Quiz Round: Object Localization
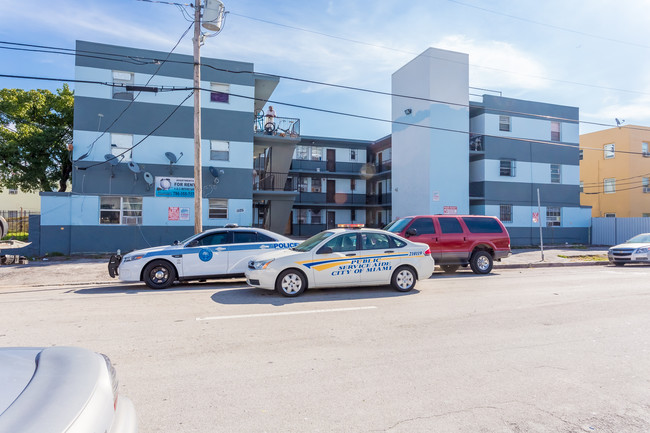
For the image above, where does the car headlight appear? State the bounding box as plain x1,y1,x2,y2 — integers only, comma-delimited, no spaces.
251,259,274,270
635,247,648,254
123,255,144,263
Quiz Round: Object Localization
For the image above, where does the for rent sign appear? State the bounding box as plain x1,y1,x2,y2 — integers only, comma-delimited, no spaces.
155,177,194,198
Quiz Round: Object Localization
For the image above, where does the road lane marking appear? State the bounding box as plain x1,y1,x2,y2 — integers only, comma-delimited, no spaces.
196,306,377,321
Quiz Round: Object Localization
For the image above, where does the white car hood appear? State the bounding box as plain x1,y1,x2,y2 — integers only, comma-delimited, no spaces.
123,244,183,257
0,348,40,414
611,242,650,249
253,248,305,262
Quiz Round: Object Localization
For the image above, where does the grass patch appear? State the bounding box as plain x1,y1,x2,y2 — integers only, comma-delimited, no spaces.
557,254,608,262
2,232,28,241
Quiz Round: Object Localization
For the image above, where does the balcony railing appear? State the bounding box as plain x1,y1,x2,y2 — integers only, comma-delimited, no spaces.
470,134,484,152
254,115,300,138
374,159,392,173
253,172,293,191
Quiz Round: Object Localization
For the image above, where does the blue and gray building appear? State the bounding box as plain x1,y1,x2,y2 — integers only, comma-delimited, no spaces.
36,42,589,254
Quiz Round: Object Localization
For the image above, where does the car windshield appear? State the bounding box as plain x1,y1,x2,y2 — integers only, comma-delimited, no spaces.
625,234,650,243
384,218,413,233
175,233,201,246
293,231,335,252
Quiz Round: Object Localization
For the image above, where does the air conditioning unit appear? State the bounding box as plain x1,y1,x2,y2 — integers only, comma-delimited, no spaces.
123,216,141,225
644,187,650,193
643,152,650,157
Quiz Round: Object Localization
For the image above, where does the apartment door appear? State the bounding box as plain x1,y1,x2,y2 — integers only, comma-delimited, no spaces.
327,211,336,229
326,149,336,172
326,180,335,203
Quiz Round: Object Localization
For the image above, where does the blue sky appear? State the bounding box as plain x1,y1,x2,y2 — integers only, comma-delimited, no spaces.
1,0,649,141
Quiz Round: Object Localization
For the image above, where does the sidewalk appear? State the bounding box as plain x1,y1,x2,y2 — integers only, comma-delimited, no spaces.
495,247,609,269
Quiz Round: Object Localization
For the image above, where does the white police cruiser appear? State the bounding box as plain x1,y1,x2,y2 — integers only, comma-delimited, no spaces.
246,227,434,297
108,225,299,289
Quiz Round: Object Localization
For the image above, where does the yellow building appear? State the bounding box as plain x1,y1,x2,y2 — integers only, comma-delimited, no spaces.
580,126,650,217
0,188,41,213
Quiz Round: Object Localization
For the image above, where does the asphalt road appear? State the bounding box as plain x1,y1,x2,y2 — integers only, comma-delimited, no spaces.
1,266,649,433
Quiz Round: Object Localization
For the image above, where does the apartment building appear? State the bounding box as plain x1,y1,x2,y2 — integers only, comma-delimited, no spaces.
580,126,650,217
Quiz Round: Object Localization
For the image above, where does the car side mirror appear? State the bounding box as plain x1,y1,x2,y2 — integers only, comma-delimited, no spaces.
317,246,333,255
406,228,417,237
173,240,180,245
186,240,199,247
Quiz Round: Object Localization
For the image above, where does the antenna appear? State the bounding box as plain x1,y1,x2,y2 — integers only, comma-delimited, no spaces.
143,172,154,191
128,161,141,181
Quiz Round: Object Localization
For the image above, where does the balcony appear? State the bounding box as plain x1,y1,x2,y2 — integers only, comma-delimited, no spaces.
469,134,484,152
366,193,392,205
374,159,392,174
253,171,293,191
254,115,300,138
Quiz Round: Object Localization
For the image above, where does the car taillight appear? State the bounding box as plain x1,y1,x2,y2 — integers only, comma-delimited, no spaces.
424,248,431,256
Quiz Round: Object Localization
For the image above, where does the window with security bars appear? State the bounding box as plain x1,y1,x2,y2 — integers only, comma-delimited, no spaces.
110,133,133,162
311,209,321,224
295,145,310,160
643,142,649,157
643,177,649,193
208,199,228,219
500,159,515,177
603,178,615,194
210,82,229,103
311,177,322,193
546,207,561,227
499,116,511,132
100,197,142,225
604,143,615,159
210,140,229,161
8,189,18,195
296,209,308,224
551,121,561,141
550,164,561,183
499,204,513,223
112,71,134,100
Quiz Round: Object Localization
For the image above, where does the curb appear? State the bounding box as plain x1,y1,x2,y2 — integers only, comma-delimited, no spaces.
494,261,609,269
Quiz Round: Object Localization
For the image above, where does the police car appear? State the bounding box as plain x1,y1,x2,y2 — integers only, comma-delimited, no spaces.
245,227,434,297
108,225,299,289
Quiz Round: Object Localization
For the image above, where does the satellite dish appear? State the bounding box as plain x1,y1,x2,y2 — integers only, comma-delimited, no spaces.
165,152,177,164
209,166,219,177
128,161,141,173
104,154,121,166
143,172,154,191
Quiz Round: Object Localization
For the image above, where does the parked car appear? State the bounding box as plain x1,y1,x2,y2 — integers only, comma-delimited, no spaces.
245,228,434,297
0,346,137,433
608,233,650,266
108,225,299,289
384,215,511,274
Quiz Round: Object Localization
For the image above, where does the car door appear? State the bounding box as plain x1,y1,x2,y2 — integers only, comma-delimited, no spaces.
405,217,440,261
182,231,230,277
359,232,399,283
434,217,469,263
227,231,278,274
311,232,360,287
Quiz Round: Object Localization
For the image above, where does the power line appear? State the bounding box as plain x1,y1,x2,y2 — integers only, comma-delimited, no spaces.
4,40,650,133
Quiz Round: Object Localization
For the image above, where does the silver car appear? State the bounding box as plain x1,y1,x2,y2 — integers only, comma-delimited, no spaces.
0,346,137,433
608,233,650,266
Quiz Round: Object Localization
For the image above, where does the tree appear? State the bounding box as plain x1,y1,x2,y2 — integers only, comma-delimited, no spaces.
0,85,74,192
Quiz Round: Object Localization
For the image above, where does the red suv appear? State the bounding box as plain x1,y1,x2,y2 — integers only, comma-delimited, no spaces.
384,215,511,274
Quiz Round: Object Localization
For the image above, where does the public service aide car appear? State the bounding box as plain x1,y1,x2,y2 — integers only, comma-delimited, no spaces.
108,225,299,289
245,227,435,297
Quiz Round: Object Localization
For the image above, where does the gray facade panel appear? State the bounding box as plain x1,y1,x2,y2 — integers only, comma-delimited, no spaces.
483,136,579,165
74,96,253,142
76,40,255,86
472,182,581,207
301,135,372,149
471,95,579,123
507,227,589,247
73,163,253,198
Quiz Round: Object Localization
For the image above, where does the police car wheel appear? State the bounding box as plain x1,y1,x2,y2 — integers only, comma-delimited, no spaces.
143,260,176,289
275,269,306,297
391,266,416,292
469,250,493,274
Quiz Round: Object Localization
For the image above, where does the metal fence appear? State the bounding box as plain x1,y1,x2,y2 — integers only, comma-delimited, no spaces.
0,210,34,239
592,217,650,245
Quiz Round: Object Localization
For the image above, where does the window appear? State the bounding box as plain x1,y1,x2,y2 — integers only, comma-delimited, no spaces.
500,159,515,177
499,115,511,132
463,216,505,232
295,145,309,160
311,178,322,193
311,147,323,161
110,133,133,162
100,196,142,225
350,179,356,191
197,232,229,246
210,82,229,103
323,233,357,253
296,209,308,224
604,178,616,194
604,143,615,159
438,217,463,234
579,149,583,160
499,205,513,223
350,149,358,161
643,142,649,157
546,207,561,227
112,71,134,100
8,189,18,195
580,181,584,193
210,140,229,161
351,209,356,221
311,209,321,224
550,164,561,183
551,121,561,141
233,231,258,243
208,199,228,219
361,232,391,250
257,232,276,242
298,177,308,192
409,217,436,234
604,213,616,218
643,177,649,193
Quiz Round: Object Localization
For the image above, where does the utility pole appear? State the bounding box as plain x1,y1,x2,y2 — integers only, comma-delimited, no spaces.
193,1,203,234
537,188,544,261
